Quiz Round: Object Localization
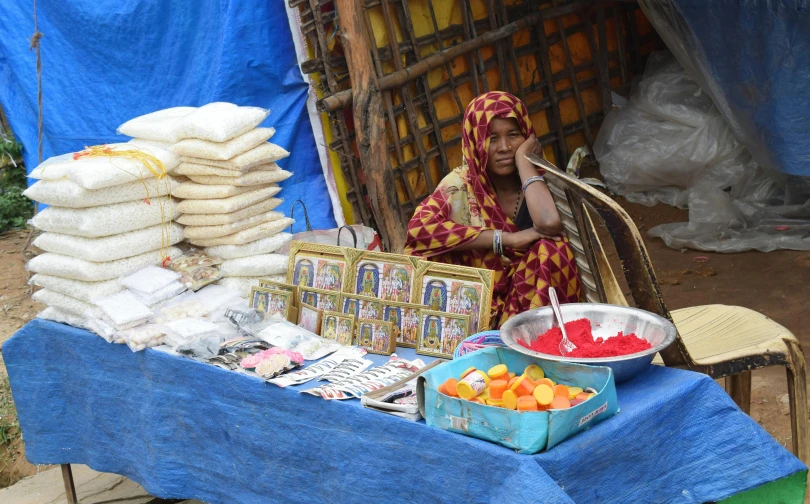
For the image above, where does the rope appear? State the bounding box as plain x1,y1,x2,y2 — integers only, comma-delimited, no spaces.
30,0,43,165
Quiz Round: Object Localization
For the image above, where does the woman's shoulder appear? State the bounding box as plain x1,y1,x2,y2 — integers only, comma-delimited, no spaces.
437,166,469,190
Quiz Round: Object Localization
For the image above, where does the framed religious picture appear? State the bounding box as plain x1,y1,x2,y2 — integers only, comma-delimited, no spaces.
258,279,298,303
297,302,323,335
382,301,422,348
348,252,419,303
341,294,383,321
250,287,293,321
416,310,471,359
286,241,362,293
298,288,342,313
413,261,494,332
321,311,355,346
355,319,395,355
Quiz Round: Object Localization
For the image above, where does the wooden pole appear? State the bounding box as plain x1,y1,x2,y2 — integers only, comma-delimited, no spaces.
334,0,407,252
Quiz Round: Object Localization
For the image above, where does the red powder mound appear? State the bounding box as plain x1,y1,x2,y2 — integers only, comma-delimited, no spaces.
519,318,652,358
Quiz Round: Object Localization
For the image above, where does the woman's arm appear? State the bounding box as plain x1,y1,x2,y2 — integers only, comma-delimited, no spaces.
514,134,562,236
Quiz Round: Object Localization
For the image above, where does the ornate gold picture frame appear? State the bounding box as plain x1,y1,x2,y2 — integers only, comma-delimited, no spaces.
381,300,422,348
413,261,494,332
286,241,362,293
347,251,420,303
355,319,395,355
416,310,471,359
321,311,355,345
249,287,293,321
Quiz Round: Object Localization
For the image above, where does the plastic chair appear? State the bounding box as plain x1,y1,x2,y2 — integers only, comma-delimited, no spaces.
526,153,808,464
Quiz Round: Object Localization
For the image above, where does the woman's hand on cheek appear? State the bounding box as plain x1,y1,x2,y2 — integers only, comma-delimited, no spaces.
515,133,542,162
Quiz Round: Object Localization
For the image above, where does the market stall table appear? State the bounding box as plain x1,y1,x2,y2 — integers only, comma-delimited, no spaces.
4,320,807,503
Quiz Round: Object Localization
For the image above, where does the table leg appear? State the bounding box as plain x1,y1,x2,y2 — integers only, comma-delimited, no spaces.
61,464,78,504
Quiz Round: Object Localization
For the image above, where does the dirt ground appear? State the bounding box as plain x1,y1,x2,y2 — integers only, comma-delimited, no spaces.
0,200,807,488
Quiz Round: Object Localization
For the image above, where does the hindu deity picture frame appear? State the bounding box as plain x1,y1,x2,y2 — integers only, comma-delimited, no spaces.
355,319,395,355
321,311,355,345
298,288,342,313
416,310,471,359
413,261,493,332
340,294,384,321
286,241,362,293
250,287,293,321
258,279,298,303
347,252,420,303
297,302,323,335
381,301,422,348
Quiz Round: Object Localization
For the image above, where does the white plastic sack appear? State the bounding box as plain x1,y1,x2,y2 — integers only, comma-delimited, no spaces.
188,168,291,187
32,289,94,317
171,127,275,160
119,265,182,294
30,197,180,237
117,107,197,143
173,182,263,200
30,275,123,303
24,177,178,208
205,233,292,259
594,52,810,252
187,218,294,247
176,186,281,214
95,291,154,326
217,275,286,298
179,142,289,172
33,223,184,262
184,211,285,240
29,144,180,190
27,247,182,282
176,198,282,226
37,306,92,330
174,102,269,142
127,138,174,150
219,254,288,277
172,162,269,178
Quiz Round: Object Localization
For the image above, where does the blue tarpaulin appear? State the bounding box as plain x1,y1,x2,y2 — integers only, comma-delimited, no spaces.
4,319,806,503
640,0,810,177
0,0,336,228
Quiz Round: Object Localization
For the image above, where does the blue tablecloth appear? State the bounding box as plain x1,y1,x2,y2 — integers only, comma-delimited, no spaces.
3,320,805,503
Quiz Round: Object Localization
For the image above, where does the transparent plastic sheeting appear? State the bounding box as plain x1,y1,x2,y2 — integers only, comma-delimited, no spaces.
594,53,810,253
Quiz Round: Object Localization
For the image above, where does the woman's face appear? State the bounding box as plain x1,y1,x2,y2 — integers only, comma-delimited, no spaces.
486,117,524,177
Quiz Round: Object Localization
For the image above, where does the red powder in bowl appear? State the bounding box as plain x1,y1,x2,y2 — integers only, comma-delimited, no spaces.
519,318,652,358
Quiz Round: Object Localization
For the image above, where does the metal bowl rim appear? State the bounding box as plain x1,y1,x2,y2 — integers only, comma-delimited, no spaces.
499,303,678,364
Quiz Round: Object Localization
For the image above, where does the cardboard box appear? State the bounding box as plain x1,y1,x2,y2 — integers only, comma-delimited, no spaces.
417,347,619,454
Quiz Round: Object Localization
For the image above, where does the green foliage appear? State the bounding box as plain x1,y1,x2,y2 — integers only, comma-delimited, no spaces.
0,134,33,233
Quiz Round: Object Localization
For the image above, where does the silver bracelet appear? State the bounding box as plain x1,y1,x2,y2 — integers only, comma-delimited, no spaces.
493,230,504,256
492,230,499,255
522,175,545,193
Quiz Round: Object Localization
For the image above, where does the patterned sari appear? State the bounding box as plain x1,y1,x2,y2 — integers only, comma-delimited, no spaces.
404,92,582,328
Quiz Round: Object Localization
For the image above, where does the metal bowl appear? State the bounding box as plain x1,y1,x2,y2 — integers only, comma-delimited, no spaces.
500,303,677,383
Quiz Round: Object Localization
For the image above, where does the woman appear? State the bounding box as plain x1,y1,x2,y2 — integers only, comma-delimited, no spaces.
404,91,582,327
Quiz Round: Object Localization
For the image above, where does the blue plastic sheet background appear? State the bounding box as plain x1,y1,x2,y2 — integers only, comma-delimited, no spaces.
640,0,810,177
4,319,806,504
0,0,336,228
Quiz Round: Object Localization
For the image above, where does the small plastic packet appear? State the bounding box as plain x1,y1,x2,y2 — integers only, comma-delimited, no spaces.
119,265,182,294
118,323,168,352
164,317,220,347
256,321,342,360
165,249,224,291
94,291,154,327
131,280,187,306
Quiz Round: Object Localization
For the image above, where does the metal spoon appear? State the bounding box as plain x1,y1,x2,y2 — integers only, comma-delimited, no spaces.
550,287,577,356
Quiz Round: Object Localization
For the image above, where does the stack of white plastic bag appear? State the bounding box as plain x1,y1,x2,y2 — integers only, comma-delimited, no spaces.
26,144,184,327
117,103,295,293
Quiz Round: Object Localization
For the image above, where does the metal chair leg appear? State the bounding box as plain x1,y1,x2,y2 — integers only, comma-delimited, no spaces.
61,464,78,504
726,371,752,415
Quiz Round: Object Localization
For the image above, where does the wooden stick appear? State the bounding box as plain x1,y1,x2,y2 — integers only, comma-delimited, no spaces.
335,0,407,252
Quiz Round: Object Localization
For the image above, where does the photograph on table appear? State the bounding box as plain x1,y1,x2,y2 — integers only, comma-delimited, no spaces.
298,288,342,313
341,294,383,321
321,311,355,346
286,241,361,292
414,261,493,332
297,302,323,335
355,319,395,355
382,301,422,348
258,279,298,303
250,287,293,321
348,252,419,303
416,310,471,359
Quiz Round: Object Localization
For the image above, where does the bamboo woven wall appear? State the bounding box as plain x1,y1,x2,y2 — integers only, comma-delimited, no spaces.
291,0,659,248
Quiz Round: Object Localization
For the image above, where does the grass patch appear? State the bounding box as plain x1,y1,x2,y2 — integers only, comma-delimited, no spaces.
0,374,21,479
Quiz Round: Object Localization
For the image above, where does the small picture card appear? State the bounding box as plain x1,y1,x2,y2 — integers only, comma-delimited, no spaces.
341,294,383,321
355,319,395,355
416,310,471,359
382,301,422,348
287,241,360,292
298,288,342,313
250,287,293,321
258,279,298,303
297,302,324,335
321,311,356,346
